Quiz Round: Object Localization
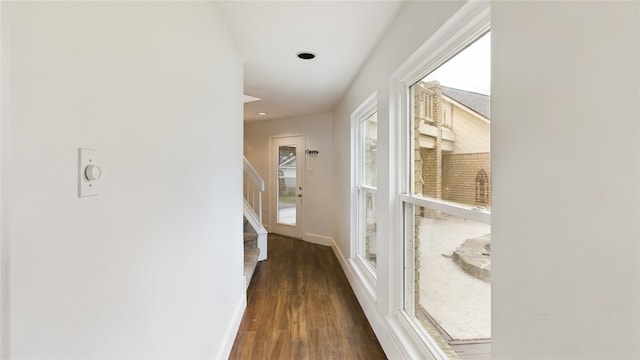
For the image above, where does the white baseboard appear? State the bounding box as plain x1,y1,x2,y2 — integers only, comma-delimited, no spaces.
216,292,246,360
303,233,333,246
330,239,396,357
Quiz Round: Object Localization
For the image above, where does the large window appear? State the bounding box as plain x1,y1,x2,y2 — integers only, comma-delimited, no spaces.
402,31,491,358
352,94,378,278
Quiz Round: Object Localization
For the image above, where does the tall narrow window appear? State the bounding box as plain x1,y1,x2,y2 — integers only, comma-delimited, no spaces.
352,94,378,276
402,32,491,358
359,112,377,269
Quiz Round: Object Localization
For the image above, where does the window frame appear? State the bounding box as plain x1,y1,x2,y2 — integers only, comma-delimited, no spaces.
350,92,378,296
388,2,491,357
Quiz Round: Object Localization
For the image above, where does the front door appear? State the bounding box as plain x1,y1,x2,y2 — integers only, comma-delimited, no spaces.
271,135,304,238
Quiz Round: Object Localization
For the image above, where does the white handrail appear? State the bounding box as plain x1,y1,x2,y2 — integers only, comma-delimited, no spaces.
243,156,265,192
243,156,264,224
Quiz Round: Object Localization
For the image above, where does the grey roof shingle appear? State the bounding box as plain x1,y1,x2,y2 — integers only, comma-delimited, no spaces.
441,86,491,119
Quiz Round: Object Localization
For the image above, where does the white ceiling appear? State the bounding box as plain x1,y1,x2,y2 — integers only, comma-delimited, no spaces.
216,1,404,122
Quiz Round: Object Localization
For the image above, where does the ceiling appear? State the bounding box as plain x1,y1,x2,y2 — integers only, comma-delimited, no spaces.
216,1,404,122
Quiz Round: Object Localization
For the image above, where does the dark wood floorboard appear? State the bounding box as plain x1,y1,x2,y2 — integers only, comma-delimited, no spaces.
229,234,387,360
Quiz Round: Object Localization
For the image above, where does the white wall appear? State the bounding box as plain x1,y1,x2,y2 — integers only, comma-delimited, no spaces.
333,0,640,359
491,2,639,358
3,2,244,358
245,113,333,244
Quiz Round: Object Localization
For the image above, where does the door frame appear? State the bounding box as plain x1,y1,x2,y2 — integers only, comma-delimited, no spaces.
270,135,305,238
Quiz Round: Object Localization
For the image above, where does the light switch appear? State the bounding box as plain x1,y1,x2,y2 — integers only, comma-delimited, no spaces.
78,148,100,197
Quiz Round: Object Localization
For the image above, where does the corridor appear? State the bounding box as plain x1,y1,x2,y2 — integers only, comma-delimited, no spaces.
229,234,386,359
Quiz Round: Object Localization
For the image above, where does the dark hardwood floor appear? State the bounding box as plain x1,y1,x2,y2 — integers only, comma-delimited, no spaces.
229,234,387,360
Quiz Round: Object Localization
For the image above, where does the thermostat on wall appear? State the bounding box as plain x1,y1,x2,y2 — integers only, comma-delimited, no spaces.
306,149,319,156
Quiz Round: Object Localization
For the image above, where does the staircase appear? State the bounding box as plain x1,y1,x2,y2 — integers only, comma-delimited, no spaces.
243,217,260,286
243,156,268,289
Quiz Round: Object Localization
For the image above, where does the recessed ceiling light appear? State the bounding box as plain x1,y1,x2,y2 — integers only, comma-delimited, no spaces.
297,52,316,60
257,112,267,116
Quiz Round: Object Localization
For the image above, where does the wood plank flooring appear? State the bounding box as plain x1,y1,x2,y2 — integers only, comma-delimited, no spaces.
229,234,387,360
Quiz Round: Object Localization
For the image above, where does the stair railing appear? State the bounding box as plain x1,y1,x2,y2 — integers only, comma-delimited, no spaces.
243,156,265,224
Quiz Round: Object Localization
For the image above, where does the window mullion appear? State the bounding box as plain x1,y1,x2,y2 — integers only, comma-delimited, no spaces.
399,194,490,224
359,184,377,192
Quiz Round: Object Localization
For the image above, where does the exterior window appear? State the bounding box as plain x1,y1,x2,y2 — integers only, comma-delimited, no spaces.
402,32,491,357
352,94,378,277
359,112,377,269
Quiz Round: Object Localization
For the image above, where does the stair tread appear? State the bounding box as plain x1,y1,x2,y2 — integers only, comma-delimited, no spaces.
244,247,260,260
244,232,258,243
244,247,260,290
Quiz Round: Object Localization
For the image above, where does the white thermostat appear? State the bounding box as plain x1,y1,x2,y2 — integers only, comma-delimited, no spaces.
78,148,101,197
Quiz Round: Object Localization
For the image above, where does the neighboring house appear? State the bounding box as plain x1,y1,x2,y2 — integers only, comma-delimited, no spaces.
278,153,297,190
414,81,491,207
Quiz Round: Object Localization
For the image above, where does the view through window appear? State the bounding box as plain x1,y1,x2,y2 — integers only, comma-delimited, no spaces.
358,111,378,270
404,32,491,359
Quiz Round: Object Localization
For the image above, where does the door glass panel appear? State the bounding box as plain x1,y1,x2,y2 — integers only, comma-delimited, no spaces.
277,145,296,225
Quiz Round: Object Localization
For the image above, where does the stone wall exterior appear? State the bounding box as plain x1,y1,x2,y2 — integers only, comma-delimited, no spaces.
420,151,491,207
420,148,439,198
442,152,491,207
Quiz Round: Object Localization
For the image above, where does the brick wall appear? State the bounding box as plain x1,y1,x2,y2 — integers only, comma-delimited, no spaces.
442,152,491,207
420,151,491,207
420,148,439,197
